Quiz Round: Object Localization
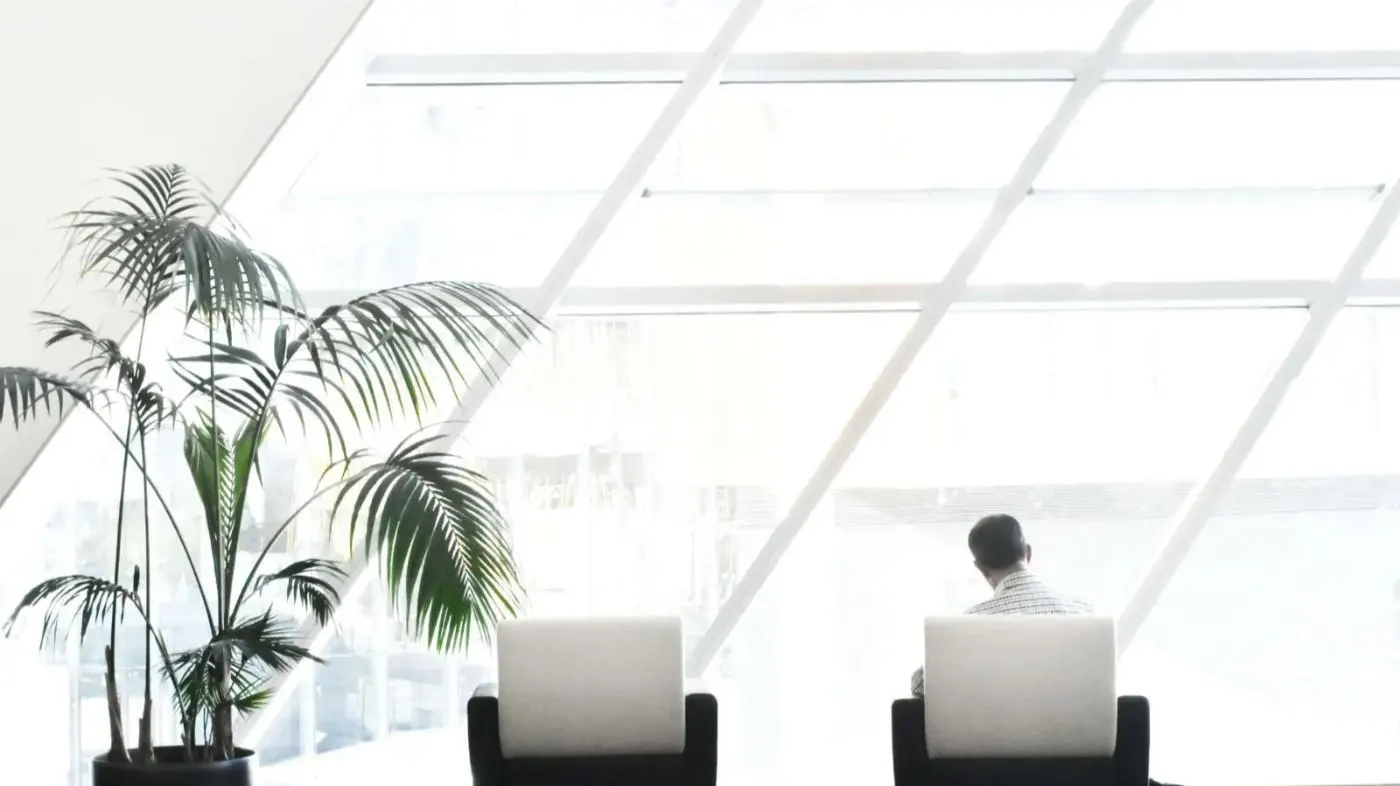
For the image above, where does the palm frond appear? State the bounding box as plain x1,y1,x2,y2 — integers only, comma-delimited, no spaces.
65,165,300,329
182,414,267,608
182,415,241,613
4,574,142,649
227,686,275,716
171,339,347,457
0,367,100,428
165,643,270,721
35,311,130,380
32,313,180,435
332,431,521,652
251,559,346,627
129,383,181,436
210,612,321,674
282,282,542,427
182,415,233,537
165,611,320,723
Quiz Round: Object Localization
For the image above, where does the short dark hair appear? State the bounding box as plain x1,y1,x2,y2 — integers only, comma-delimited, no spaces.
968,514,1028,570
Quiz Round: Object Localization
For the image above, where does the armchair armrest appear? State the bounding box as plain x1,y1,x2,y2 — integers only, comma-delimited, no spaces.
683,693,719,784
1113,696,1150,786
468,684,504,784
892,698,928,786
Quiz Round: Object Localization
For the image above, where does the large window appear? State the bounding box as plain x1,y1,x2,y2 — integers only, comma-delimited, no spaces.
7,1,1400,785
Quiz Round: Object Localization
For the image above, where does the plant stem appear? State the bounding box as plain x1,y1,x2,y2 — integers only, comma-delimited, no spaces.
88,414,214,631
214,651,233,758
229,468,359,620
205,313,234,760
207,317,224,629
137,429,155,764
103,645,128,762
104,409,136,764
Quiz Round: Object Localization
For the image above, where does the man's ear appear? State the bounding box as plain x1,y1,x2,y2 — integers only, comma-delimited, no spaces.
1025,543,1034,564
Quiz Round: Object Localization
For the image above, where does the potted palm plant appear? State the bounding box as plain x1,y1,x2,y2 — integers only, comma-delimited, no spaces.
0,166,540,786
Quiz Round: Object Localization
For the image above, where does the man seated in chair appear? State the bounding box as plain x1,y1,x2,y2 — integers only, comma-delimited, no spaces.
910,513,1091,698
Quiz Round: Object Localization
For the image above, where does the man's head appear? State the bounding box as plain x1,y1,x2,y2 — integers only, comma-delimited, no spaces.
968,514,1031,588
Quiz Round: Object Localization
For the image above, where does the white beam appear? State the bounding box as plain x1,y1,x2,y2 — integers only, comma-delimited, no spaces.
298,278,1400,314
244,0,773,744
301,276,1400,312
1115,181,1400,652
285,184,1383,205
686,0,1163,677
369,50,1400,87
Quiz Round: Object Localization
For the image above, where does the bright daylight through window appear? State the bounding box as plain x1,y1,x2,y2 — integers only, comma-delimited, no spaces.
3,1,1400,785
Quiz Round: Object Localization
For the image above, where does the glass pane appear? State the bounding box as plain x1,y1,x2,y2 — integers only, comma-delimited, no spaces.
1239,310,1400,478
1129,0,1400,51
1040,81,1400,189
261,194,592,289
365,0,740,54
1124,310,1400,786
710,308,1300,785
0,415,97,786
975,190,1379,284
1360,215,1400,279
649,82,1067,191
578,193,990,286
259,575,492,784
841,310,1301,492
458,314,908,619
739,0,1126,51
293,86,669,195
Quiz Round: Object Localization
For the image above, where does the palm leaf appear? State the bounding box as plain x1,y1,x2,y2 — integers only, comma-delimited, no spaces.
0,367,100,428
3,574,142,649
332,431,521,652
183,415,266,617
34,313,180,435
251,559,346,627
35,312,130,381
165,612,321,722
182,415,232,545
65,165,300,330
165,643,273,721
204,612,321,674
171,338,348,458
280,282,542,428
129,384,181,436
227,686,275,716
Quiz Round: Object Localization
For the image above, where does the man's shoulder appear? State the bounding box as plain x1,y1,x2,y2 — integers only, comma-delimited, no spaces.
964,587,1093,616
965,598,1095,615
964,597,1004,615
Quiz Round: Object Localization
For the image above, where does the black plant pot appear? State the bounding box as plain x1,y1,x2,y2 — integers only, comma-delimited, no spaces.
92,747,255,786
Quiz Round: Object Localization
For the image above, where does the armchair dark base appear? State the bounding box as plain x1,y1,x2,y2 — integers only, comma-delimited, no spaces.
892,695,1150,786
468,693,719,786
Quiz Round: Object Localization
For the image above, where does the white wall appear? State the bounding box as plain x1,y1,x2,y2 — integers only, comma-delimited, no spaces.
0,0,375,507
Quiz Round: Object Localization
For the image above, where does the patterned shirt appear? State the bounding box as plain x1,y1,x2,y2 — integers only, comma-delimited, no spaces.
910,570,1092,697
